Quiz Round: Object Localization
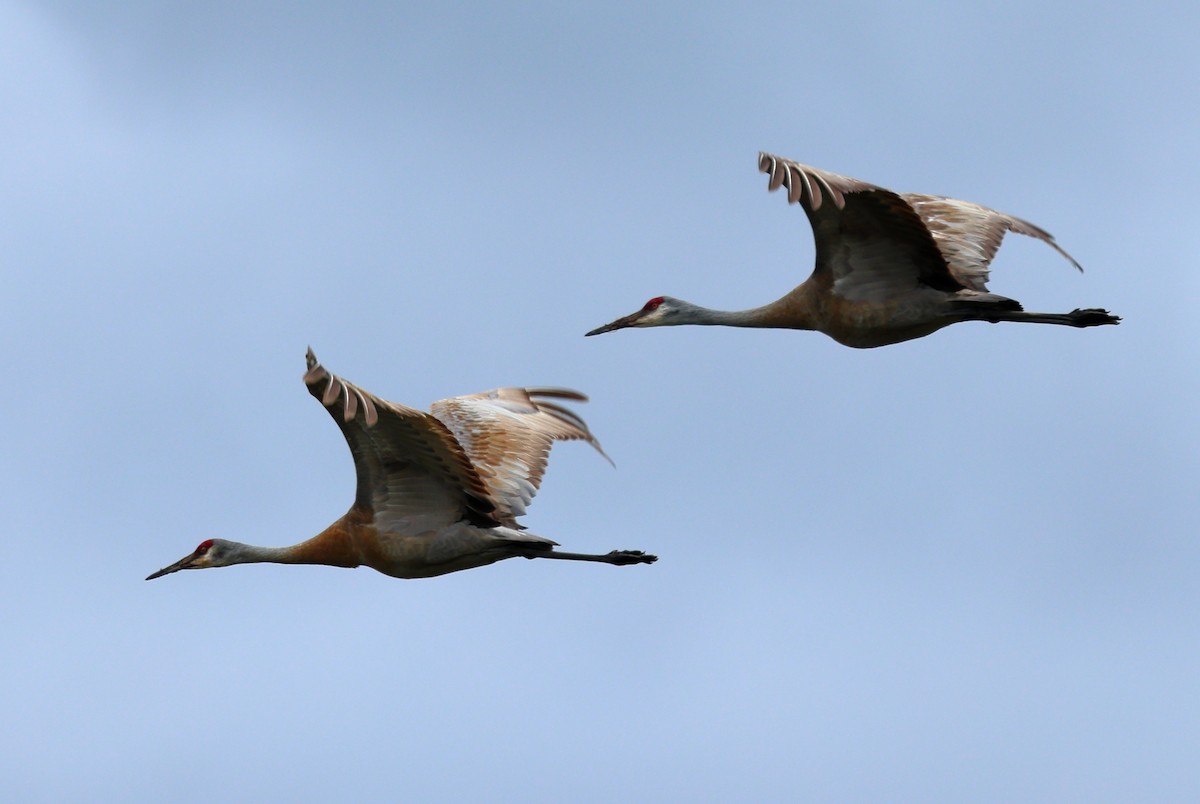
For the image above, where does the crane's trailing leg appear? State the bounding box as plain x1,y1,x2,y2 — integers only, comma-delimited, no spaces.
977,307,1121,327
522,548,658,566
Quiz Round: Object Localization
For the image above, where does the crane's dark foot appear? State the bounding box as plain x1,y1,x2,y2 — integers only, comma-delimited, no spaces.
606,550,657,565
1069,308,1121,327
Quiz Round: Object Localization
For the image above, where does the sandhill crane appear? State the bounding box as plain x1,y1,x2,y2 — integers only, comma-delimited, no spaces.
586,153,1120,348
147,349,655,581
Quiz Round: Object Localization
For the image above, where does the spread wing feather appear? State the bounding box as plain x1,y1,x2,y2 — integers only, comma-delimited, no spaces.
759,153,963,301
430,387,610,525
903,193,1082,291
303,349,502,533
757,152,1081,301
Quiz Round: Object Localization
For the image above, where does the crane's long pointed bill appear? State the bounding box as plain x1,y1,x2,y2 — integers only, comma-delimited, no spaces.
145,555,193,580
585,313,639,336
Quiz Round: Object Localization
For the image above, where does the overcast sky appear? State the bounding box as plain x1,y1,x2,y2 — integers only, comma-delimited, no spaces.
3,2,1198,801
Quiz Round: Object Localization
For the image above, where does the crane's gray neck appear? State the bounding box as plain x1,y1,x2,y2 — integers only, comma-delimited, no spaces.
673,298,806,329
693,305,772,327
223,541,309,566
217,533,356,569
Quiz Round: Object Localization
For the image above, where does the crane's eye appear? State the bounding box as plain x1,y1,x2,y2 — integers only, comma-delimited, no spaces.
643,297,664,311
194,539,215,555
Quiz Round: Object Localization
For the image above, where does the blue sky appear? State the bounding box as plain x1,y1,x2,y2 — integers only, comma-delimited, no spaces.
3,2,1197,801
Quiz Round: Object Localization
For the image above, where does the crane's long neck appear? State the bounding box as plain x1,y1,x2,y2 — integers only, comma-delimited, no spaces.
226,525,360,569
228,543,310,565
676,295,813,330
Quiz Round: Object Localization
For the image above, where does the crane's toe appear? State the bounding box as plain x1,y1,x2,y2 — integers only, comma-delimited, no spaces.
606,549,658,565
1069,308,1120,327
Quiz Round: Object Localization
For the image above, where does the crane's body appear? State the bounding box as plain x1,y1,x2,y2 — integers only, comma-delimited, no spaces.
147,350,655,582
586,153,1119,348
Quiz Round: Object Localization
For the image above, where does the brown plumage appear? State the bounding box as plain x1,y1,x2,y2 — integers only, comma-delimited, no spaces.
586,152,1120,348
146,349,655,581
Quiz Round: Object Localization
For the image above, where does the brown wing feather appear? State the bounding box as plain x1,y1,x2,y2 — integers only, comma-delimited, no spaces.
303,349,502,531
758,153,965,300
430,387,609,525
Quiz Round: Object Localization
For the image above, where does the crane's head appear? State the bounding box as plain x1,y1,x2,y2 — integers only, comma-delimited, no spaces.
146,538,239,580
585,296,685,336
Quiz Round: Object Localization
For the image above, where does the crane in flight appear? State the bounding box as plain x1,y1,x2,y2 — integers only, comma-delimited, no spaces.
587,152,1119,348
147,349,655,581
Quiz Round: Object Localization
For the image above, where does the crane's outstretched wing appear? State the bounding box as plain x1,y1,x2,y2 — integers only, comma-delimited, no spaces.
759,152,965,302
430,388,610,525
759,153,1082,300
303,349,502,533
902,193,1082,292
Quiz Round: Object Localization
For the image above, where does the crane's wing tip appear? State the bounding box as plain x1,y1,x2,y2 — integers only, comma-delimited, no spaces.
302,348,329,387
525,387,589,403
1050,240,1083,272
595,443,616,468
